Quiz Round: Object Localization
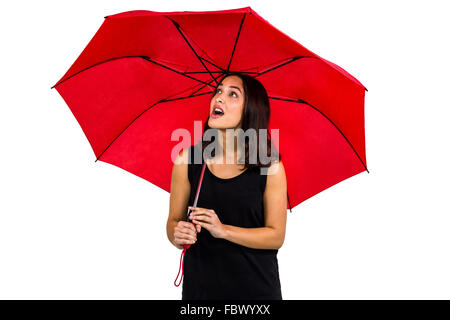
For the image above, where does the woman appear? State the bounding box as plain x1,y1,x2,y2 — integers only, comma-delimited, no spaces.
166,72,287,300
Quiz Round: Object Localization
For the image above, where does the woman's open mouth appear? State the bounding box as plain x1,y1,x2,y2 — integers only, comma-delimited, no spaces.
211,106,225,119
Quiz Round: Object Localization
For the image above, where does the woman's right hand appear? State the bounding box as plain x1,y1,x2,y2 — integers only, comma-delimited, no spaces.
173,221,200,248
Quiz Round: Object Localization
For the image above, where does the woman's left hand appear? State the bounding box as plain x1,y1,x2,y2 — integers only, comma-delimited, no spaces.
188,206,226,239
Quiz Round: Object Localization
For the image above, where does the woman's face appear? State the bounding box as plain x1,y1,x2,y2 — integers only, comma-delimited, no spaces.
208,75,245,130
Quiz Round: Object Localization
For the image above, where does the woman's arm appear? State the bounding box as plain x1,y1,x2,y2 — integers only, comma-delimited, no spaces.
190,160,287,250
166,148,199,250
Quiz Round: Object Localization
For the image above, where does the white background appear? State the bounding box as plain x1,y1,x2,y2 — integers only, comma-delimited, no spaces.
1,0,449,299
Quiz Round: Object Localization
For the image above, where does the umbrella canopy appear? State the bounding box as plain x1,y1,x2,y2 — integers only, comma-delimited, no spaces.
52,6,368,211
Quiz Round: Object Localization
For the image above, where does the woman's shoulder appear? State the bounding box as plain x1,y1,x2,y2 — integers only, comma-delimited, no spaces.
266,159,284,175
174,146,190,166
263,160,286,192
177,144,202,185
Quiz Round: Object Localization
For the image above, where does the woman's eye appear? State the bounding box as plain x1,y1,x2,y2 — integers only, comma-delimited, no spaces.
215,89,237,97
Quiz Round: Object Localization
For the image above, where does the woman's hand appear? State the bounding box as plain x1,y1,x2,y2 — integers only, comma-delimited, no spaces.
173,221,199,248
188,206,226,239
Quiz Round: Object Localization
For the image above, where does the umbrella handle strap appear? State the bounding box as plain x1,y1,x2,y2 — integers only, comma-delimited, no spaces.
174,244,191,287
173,161,206,287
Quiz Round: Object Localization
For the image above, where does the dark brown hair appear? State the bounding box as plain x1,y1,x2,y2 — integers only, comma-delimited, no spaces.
200,72,281,171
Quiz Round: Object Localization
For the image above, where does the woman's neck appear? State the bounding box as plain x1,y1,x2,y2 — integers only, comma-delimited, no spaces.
215,128,244,165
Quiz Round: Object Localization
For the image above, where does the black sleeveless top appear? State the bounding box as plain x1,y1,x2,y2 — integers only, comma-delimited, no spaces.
182,143,282,300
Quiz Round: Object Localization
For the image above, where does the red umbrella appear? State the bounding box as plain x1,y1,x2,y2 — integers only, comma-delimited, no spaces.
52,6,367,222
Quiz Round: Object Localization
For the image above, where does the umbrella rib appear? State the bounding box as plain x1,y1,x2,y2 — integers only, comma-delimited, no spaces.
162,90,214,103
287,191,292,213
190,77,222,96
200,57,226,73
185,71,224,74
94,91,213,162
166,16,220,86
253,56,319,78
140,56,218,88
226,13,247,73
51,55,146,88
51,55,214,89
185,70,259,75
269,96,369,173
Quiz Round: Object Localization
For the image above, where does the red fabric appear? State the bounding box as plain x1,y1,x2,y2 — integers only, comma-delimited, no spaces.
53,6,367,209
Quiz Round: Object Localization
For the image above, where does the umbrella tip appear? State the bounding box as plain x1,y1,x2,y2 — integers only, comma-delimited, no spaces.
365,87,368,92
104,16,108,19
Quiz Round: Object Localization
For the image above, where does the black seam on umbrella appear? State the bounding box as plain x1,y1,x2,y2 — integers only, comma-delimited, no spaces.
235,71,260,74
287,190,292,213
226,13,247,73
140,56,216,88
162,79,217,102
162,90,214,103
185,70,259,75
199,57,226,73
166,16,219,86
163,17,225,73
253,56,319,78
268,96,369,173
232,58,291,76
184,71,225,74
190,76,224,96
103,14,222,72
95,91,212,162
51,56,212,89
51,56,144,88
